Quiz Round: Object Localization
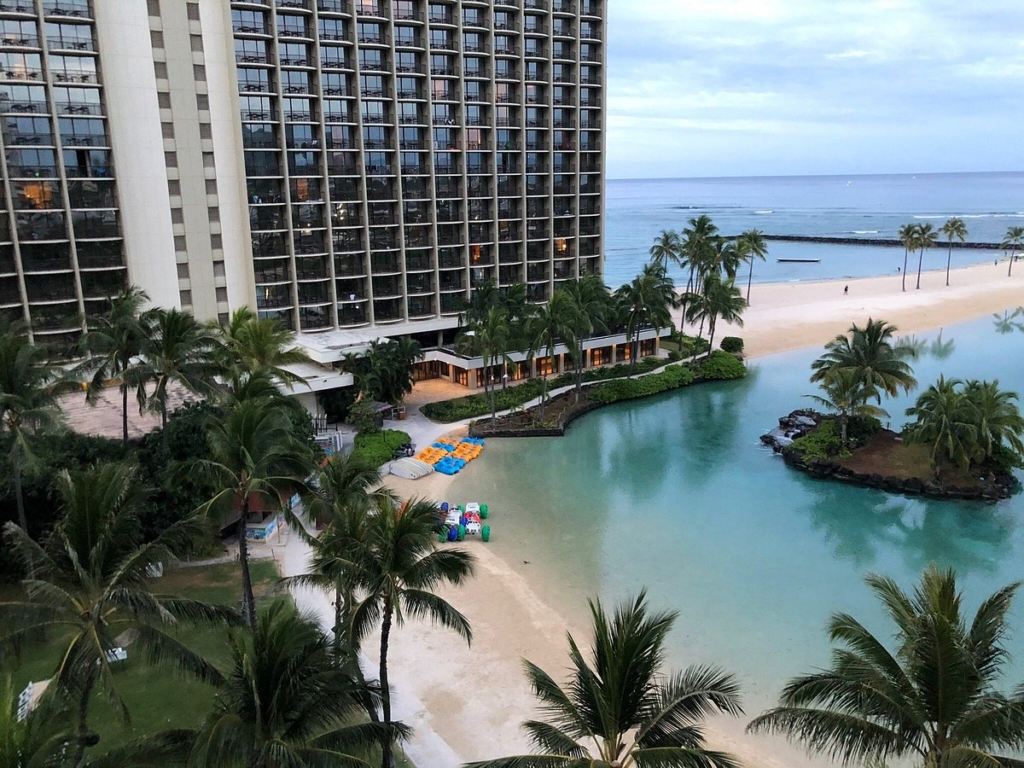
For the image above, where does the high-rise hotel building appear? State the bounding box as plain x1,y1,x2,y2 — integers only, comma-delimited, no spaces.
0,0,605,379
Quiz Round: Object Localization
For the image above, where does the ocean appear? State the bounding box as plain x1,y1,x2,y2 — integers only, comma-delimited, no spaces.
603,171,1024,288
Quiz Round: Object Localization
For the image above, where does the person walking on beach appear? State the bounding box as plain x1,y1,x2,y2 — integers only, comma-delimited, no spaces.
844,285,848,295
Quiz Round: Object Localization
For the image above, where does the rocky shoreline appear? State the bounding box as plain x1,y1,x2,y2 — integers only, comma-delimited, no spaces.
761,410,1017,502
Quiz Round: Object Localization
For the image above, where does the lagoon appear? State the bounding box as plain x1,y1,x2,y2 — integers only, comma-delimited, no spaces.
450,314,1024,728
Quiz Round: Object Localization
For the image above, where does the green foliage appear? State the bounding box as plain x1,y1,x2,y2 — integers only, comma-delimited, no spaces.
422,379,548,423
988,443,1024,474
351,429,411,468
588,365,695,405
347,399,383,434
847,414,883,444
720,336,744,354
788,419,844,461
318,386,358,423
695,350,747,381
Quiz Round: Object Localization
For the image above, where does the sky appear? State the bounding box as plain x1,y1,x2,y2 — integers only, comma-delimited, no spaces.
606,0,1024,179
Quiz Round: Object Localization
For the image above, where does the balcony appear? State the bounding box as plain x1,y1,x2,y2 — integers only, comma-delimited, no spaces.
407,296,434,318
317,0,348,11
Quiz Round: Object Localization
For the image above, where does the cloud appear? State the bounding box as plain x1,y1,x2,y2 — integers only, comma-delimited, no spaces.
607,0,1024,176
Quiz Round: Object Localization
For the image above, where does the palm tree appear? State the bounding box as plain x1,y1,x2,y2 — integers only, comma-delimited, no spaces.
216,306,311,385
350,496,475,768
748,566,1024,767
358,338,423,406
139,308,220,431
648,229,681,270
616,263,677,375
806,368,888,446
913,222,937,290
904,375,978,470
0,462,233,767
457,306,512,424
82,286,155,443
140,601,405,768
680,215,719,318
964,379,1024,460
685,273,745,359
465,591,743,768
563,273,611,402
1002,225,1024,278
738,228,768,303
196,398,313,630
529,290,583,411
939,217,967,287
0,318,67,533
810,318,917,403
898,223,915,292
0,676,75,768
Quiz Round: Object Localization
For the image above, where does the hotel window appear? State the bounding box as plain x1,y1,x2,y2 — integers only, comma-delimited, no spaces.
281,70,310,94
279,43,309,66
231,9,266,34
394,25,417,47
395,51,417,73
319,19,346,41
359,49,385,71
536,357,555,376
276,15,307,38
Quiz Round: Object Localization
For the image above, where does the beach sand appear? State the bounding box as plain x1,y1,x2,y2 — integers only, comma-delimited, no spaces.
358,261,1022,768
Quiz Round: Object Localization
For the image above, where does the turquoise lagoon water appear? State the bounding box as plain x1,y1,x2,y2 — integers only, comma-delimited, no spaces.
450,314,1024,717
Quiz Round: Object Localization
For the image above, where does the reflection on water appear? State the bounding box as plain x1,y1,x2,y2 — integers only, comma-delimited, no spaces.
993,307,1024,335
449,314,1024,718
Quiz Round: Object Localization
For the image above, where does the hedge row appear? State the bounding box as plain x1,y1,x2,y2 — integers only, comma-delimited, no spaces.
588,364,695,404
695,350,747,381
351,429,411,468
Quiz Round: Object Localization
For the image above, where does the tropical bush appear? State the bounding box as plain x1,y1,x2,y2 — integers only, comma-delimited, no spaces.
588,365,695,405
695,350,747,380
720,336,744,354
788,419,844,461
351,429,411,468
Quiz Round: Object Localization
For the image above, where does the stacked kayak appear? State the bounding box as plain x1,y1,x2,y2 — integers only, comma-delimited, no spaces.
414,445,448,465
421,437,486,475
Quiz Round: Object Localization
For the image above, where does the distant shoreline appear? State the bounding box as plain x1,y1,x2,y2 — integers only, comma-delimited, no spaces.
757,235,1003,249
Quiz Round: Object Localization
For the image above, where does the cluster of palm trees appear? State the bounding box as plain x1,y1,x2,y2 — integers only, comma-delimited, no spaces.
809,319,917,446
2,428,475,766
470,567,1024,768
807,318,1024,474
899,218,1024,289
905,376,1024,472
458,269,681,425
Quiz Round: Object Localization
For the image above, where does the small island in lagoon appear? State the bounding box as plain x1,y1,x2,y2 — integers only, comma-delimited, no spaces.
763,315,1024,501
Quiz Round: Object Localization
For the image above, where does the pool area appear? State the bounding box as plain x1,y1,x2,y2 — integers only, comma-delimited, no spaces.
450,313,1024,719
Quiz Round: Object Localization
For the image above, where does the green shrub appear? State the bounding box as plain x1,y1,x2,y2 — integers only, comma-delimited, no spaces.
351,429,411,468
788,419,844,461
720,336,744,354
678,335,710,358
588,365,695,405
694,350,746,381
847,415,883,445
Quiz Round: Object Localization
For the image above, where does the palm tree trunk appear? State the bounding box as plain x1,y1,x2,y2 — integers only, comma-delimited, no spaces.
121,383,129,444
945,244,952,286
707,317,717,359
1010,250,1016,277
901,248,909,291
333,586,343,661
915,249,924,289
72,670,98,767
13,460,27,533
238,499,257,632
574,356,583,405
840,414,849,447
746,260,754,303
379,600,395,768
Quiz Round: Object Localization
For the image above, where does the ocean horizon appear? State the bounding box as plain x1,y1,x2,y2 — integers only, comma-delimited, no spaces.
603,170,1024,289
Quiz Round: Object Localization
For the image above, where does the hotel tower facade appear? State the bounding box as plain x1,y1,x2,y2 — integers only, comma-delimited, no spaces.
0,0,606,385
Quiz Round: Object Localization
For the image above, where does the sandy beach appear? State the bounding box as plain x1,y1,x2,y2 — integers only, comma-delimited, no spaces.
334,261,1022,768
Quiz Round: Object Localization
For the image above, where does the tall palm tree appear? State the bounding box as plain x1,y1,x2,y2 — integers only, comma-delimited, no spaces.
738,228,768,303
357,338,423,406
748,566,1024,767
806,368,888,446
1002,225,1024,278
216,306,311,385
457,306,512,425
563,273,611,402
616,263,676,375
139,308,220,431
0,676,75,768
465,591,743,768
904,375,978,471
0,462,233,767
132,601,405,768
0,318,67,533
648,229,681,270
685,273,745,359
350,496,475,768
810,318,917,403
82,286,155,443
529,290,584,411
913,222,937,290
196,398,313,630
680,215,719,318
939,217,967,287
898,223,915,292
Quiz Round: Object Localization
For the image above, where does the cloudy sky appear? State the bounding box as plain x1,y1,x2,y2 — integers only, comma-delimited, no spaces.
606,0,1024,179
